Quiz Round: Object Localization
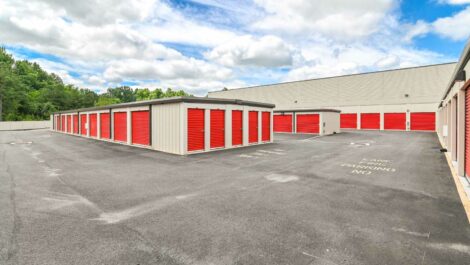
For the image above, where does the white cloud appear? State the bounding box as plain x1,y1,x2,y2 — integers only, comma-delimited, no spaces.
205,35,293,67
0,0,460,96
433,6,470,41
438,0,470,4
103,58,232,83
252,0,397,40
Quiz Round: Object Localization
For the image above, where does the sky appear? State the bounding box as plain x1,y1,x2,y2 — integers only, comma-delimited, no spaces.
1,0,470,96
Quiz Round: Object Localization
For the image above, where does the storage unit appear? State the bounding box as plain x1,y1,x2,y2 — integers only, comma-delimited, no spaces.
465,89,470,178
360,113,380,130
232,110,243,146
73,115,79,134
262,112,271,141
67,115,71,133
210,109,225,149
89,113,97,138
80,114,87,135
61,115,65,132
274,109,340,136
296,114,320,134
273,114,293,133
131,111,150,145
52,97,274,155
249,111,259,143
100,113,110,139
187,108,205,152
384,113,406,130
113,112,127,142
340,113,357,129
410,112,436,131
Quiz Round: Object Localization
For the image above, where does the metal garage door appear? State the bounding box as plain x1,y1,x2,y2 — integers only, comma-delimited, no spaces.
262,112,271,141
410,112,435,131
89,114,97,137
73,115,78,134
466,89,470,179
131,111,150,145
249,111,259,143
384,113,406,130
296,114,319,134
340,113,357,129
114,112,127,142
67,115,71,133
232,110,243,146
55,116,59,131
80,114,87,135
61,115,65,131
188,108,205,151
360,113,380,130
210,110,225,149
100,113,110,139
273,114,292,133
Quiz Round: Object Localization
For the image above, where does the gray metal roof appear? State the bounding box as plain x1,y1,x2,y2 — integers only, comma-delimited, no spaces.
208,63,456,110
53,96,275,114
274,109,340,113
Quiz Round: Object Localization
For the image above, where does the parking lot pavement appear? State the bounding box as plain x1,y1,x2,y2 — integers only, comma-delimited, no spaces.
1,129,469,265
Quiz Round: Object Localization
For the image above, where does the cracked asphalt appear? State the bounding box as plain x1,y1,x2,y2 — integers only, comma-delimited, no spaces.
0,129,469,265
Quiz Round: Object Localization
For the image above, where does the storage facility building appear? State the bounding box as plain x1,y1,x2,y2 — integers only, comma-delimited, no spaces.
209,63,456,132
51,97,274,155
274,109,340,135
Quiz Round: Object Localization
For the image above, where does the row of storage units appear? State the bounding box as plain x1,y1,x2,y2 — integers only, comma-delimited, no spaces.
52,97,274,155
273,109,340,135
338,112,436,131
437,48,470,181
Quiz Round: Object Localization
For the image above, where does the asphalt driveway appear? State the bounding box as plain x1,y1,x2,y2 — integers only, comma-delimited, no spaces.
0,129,469,265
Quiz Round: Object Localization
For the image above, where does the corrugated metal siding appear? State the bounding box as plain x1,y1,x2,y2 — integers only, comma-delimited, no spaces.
152,103,182,154
209,63,455,110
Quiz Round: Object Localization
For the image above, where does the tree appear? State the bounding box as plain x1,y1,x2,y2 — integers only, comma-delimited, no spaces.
95,95,121,106
106,86,135,103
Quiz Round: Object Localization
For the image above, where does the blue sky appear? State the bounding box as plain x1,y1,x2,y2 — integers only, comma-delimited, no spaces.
1,0,470,95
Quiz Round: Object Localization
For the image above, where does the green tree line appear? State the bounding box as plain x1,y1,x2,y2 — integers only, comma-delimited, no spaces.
0,48,191,121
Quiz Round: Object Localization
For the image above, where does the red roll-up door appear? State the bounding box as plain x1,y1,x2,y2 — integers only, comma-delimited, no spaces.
232,110,243,146
296,114,320,134
131,111,150,145
340,113,357,129
384,113,406,130
67,115,71,133
262,112,271,141
114,112,127,142
465,89,470,179
249,111,259,143
89,114,97,137
100,113,110,139
188,108,205,151
210,110,225,149
361,113,380,130
73,115,79,134
410,112,435,131
274,114,292,133
60,115,65,131
80,114,87,135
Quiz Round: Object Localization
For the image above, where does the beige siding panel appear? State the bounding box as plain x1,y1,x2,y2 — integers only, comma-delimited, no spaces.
152,103,182,155
321,112,340,135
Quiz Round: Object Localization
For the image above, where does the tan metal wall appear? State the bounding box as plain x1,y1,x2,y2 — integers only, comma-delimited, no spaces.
209,63,456,113
152,103,182,155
